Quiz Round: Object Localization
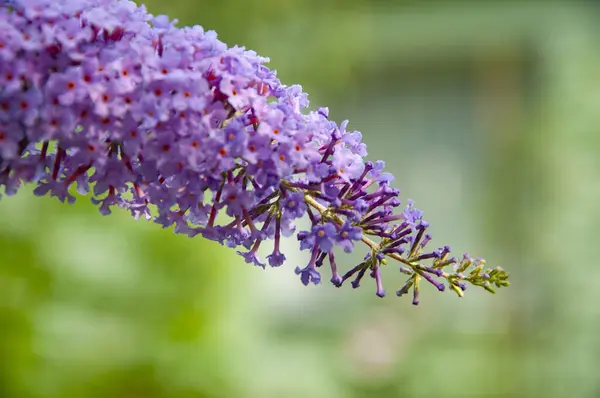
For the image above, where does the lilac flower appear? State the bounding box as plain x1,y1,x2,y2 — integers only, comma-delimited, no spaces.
0,123,23,160
266,250,286,268
237,246,266,269
295,264,321,286
281,191,306,219
336,222,362,253
0,0,509,304
331,146,365,183
220,185,255,217
402,199,424,227
339,120,367,157
302,223,337,253
295,246,321,286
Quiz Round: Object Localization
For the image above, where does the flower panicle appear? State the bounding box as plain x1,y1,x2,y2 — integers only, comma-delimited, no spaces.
0,0,509,304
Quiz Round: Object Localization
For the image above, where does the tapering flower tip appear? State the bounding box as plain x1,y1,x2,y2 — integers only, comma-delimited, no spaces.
454,252,472,273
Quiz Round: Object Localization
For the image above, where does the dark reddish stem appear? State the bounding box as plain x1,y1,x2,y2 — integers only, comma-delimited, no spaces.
207,181,224,227
51,147,65,180
64,164,91,186
40,141,49,162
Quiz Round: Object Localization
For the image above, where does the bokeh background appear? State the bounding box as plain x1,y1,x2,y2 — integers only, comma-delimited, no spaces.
1,1,600,397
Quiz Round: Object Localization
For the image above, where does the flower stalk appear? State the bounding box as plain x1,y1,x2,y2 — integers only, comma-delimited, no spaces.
0,0,509,304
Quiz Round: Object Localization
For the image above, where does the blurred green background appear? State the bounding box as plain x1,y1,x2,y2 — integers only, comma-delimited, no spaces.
2,1,599,397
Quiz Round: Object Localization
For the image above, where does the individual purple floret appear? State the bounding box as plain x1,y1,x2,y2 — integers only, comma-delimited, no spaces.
280,191,306,219
336,222,362,253
0,0,509,304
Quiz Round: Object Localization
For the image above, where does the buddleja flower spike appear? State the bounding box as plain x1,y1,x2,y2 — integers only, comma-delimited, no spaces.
0,0,509,304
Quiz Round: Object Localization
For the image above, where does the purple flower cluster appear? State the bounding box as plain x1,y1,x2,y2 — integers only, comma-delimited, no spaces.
0,0,509,303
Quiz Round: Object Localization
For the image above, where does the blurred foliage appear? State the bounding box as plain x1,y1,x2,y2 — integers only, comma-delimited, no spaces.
0,187,240,397
2,1,600,397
